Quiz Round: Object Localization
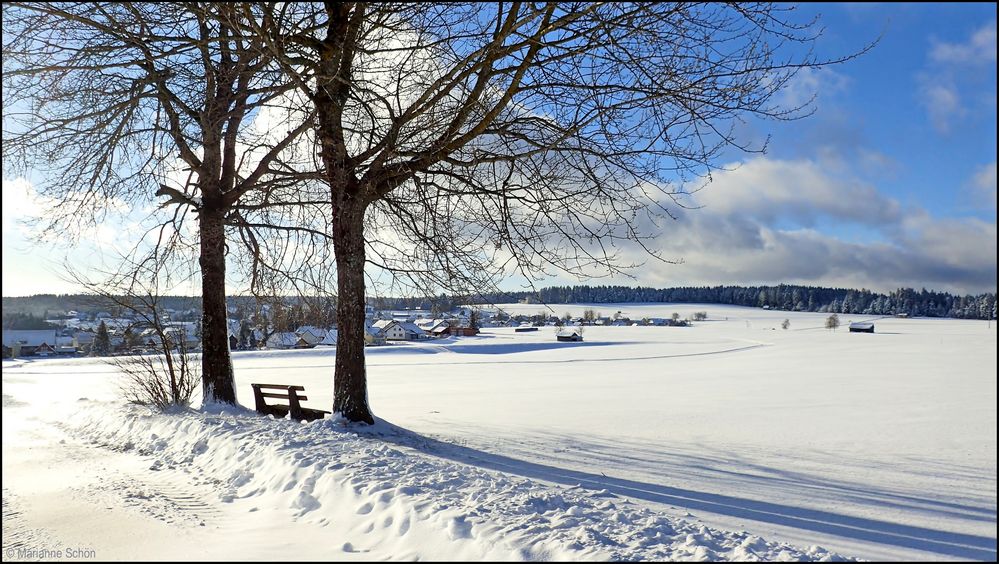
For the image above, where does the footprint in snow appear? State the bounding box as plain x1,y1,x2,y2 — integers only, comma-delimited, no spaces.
448,516,473,540
342,542,369,553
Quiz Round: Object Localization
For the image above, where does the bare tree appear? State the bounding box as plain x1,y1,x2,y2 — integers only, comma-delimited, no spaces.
825,313,840,331
2,3,322,404
70,257,201,409
245,3,869,423
116,343,200,410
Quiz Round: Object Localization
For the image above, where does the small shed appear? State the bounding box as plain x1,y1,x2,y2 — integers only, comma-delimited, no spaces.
849,321,875,333
556,331,583,342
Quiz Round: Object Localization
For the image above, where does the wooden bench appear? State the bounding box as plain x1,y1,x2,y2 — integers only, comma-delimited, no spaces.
251,383,330,422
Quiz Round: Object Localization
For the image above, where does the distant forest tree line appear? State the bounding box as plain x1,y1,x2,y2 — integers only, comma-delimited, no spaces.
470,285,996,320
4,285,995,329
469,285,996,320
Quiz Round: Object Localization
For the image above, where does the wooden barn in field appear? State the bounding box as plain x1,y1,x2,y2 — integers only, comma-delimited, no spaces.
849,321,875,333
556,326,583,342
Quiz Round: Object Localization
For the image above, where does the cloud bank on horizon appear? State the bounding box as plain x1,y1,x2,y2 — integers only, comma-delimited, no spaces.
611,156,996,295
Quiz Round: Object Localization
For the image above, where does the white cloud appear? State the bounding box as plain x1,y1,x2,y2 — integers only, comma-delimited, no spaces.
693,158,902,227
856,148,901,179
930,20,997,65
778,67,850,111
919,20,997,134
918,79,963,134
970,161,997,210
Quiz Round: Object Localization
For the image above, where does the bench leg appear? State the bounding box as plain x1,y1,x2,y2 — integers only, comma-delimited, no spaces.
288,388,304,420
252,385,268,413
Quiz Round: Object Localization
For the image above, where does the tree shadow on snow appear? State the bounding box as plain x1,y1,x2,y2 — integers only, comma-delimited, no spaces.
359,419,997,561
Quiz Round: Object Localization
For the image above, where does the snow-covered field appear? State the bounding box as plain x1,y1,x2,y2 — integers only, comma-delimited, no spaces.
3,304,996,561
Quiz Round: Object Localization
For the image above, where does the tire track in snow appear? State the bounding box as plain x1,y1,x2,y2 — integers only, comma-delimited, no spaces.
107,472,223,528
2,489,60,553
73,442,227,530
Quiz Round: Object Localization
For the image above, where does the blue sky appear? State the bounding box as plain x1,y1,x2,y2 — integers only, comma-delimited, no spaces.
584,2,997,295
2,3,996,297
771,3,997,222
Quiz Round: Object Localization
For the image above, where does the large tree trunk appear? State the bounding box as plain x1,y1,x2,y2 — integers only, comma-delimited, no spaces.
332,202,374,424
199,208,236,404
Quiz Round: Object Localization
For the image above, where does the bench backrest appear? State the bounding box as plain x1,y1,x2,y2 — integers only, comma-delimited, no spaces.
252,383,306,398
251,383,309,413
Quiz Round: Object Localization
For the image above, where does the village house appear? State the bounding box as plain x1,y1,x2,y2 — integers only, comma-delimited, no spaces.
73,331,95,351
416,319,452,337
2,330,76,357
364,324,386,346
296,326,328,347
317,329,339,346
372,320,427,341
266,332,307,349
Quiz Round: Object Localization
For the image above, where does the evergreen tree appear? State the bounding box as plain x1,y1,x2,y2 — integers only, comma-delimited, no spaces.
238,319,251,350
94,320,111,356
